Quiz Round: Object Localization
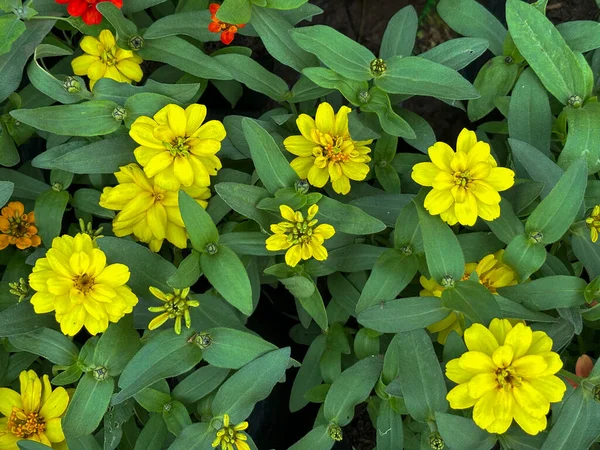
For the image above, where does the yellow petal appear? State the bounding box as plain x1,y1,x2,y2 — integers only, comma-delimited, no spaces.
59,304,87,336
148,312,170,330
331,175,351,194
464,323,499,355
279,205,296,222
95,263,130,287
145,152,174,178
432,171,455,190
489,318,513,346
166,104,187,137
30,291,56,314
504,323,532,359
266,234,291,251
486,167,515,191
315,102,335,134
0,388,22,416
476,201,501,221
173,156,194,187
147,203,168,240
513,404,547,435
471,180,500,205
285,244,302,267
87,60,106,80
296,114,316,141
314,224,335,239
526,332,552,356
341,161,369,181
130,118,163,149
116,60,143,82
492,344,514,368
446,384,476,409
290,156,314,178
445,358,474,384
80,36,101,55
284,135,315,157
71,54,99,76
166,223,187,249
104,64,127,83
44,418,65,443
472,389,497,430
459,351,496,373
184,104,207,136
307,165,329,188
454,190,478,226
411,162,439,187
513,380,550,418
98,29,116,49
467,372,498,398
310,242,328,261
512,355,548,378
428,142,454,172
456,128,477,153
188,155,211,187
538,352,563,377
39,387,69,420
333,105,351,136
488,387,514,434
466,141,491,166
191,120,226,140
424,188,454,216
527,376,566,403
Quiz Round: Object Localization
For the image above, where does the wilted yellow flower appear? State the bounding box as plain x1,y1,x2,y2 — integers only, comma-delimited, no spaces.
266,204,335,267
212,414,250,450
283,102,372,195
28,233,138,336
411,129,515,226
0,370,69,449
420,250,518,343
586,204,600,243
446,319,566,435
147,286,199,335
99,164,210,252
71,29,143,89
129,104,225,191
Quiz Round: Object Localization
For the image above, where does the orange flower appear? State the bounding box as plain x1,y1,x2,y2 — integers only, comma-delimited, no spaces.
0,202,42,250
208,3,245,45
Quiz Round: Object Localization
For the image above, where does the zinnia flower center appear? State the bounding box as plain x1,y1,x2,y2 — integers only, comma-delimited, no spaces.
164,136,190,156
5,215,31,237
454,170,472,188
73,274,95,293
495,366,522,389
162,294,188,318
287,220,317,245
216,424,240,446
100,47,118,66
8,407,45,438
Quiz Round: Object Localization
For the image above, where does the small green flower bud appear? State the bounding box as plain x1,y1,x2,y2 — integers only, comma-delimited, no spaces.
400,244,412,256
63,76,81,93
504,56,514,64
205,243,218,255
194,332,213,349
52,182,63,192
594,385,600,402
93,366,109,381
327,423,343,441
441,275,455,289
528,231,543,243
295,179,310,194
112,106,127,122
358,90,371,103
429,432,445,450
370,58,387,77
378,160,387,167
8,278,29,302
163,402,172,411
129,35,144,50
568,95,582,108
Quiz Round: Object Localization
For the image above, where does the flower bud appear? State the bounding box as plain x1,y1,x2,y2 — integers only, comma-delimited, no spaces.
112,106,127,122
400,244,412,256
429,432,445,450
63,76,81,93
205,243,219,255
568,95,582,108
370,58,387,77
441,275,455,289
576,355,594,378
194,332,213,349
128,35,144,50
93,366,109,381
327,423,343,441
163,401,172,411
358,90,371,103
295,179,310,194
528,231,543,243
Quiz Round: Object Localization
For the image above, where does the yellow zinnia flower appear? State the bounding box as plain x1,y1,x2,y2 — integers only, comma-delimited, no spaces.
411,129,515,226
283,102,372,195
420,250,518,344
147,286,199,334
586,204,600,243
446,319,566,435
0,370,69,449
212,414,250,450
265,204,335,267
99,164,210,252
129,104,225,191
71,29,143,89
28,233,138,336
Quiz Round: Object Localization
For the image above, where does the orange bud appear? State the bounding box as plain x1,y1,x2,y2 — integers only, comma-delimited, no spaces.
575,355,594,378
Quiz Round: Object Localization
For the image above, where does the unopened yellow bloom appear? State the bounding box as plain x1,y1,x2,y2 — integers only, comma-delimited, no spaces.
284,102,372,195
147,286,199,334
0,370,69,449
71,29,143,89
130,104,225,191
446,319,566,435
586,204,600,243
266,204,335,267
99,164,210,252
420,250,518,343
212,414,250,450
28,233,138,336
411,129,515,226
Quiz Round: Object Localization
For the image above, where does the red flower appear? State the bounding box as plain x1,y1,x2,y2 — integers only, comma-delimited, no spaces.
55,0,122,25
208,3,245,45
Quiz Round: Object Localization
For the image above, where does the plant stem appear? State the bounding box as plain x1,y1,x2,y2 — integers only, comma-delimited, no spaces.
30,15,70,22
559,368,582,383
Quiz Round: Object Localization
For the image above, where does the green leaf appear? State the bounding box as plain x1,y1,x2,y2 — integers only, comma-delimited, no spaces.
120,0,167,14
356,249,418,313
163,400,191,436
0,16,27,56
143,11,219,42
290,75,333,103
395,329,448,422
436,412,497,450
17,441,54,450
558,103,600,174
485,198,524,245
349,193,413,227
289,425,333,450
212,347,291,422
96,2,137,39
506,0,585,105
201,327,277,369
495,296,557,323
508,68,552,157
93,317,140,376
63,373,114,438
0,302,55,337
497,276,586,311
296,286,328,331
289,334,326,412
557,21,600,53
503,234,547,282
138,36,231,80
265,0,308,9
375,56,479,100
219,232,274,256
0,121,18,167
214,53,289,101
94,78,201,104
243,118,298,193
98,237,176,294
251,6,318,71
415,195,465,283
420,37,489,71
509,139,562,198
167,423,215,450
437,0,506,56
113,329,203,404
124,92,181,127
9,328,78,365
301,67,368,106
179,190,219,252
172,365,230,404
375,163,401,193
395,108,436,153
133,414,168,450
376,399,404,450
393,200,423,251
441,280,502,324
216,0,251,24
200,245,253,316
134,386,171,413
525,158,587,244
167,251,201,289
291,25,375,81
380,5,417,59
280,275,315,298
357,296,450,333
34,189,68,246
309,244,385,275
215,182,274,231
316,196,385,235
468,56,519,121
572,229,600,279
323,356,383,426
360,87,415,138
0,180,13,206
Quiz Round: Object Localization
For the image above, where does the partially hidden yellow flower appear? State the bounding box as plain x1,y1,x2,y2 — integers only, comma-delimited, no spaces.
420,250,518,344
28,233,138,336
147,286,199,335
71,29,143,89
99,164,210,252
0,370,69,449
411,129,515,226
446,319,566,435
129,104,225,191
212,414,250,450
586,204,600,243
265,204,335,267
283,102,372,195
